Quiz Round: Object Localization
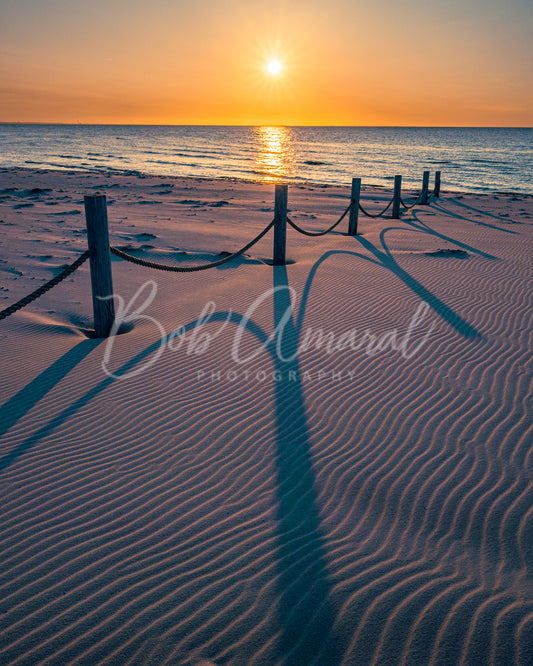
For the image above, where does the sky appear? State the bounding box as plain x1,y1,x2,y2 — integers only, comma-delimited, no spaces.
1,0,532,126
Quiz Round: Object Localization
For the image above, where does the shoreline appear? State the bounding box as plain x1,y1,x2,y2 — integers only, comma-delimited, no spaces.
3,165,533,197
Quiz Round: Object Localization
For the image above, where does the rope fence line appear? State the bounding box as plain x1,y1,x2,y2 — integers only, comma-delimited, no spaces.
1,170,442,335
0,250,91,321
351,170,438,228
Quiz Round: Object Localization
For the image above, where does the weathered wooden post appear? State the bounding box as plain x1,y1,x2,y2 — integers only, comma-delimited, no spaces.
421,170,430,204
348,177,361,236
434,170,441,198
392,175,402,219
84,194,115,337
273,184,288,266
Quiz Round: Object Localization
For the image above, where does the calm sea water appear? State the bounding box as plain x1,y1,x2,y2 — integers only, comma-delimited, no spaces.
1,125,531,194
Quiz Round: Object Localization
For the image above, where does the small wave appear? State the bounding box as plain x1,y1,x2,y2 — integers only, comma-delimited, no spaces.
146,159,178,166
469,158,510,165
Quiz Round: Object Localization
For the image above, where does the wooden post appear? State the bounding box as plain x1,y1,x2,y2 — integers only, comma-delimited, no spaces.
84,195,115,337
421,170,430,204
392,175,402,219
273,184,288,266
348,177,361,236
434,170,441,198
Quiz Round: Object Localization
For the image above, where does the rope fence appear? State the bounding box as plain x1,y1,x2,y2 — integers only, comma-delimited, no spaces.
0,170,441,335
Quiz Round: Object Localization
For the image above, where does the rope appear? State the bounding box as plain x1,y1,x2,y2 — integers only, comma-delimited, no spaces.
287,203,351,237
400,191,424,210
0,250,91,321
110,218,275,272
358,198,394,218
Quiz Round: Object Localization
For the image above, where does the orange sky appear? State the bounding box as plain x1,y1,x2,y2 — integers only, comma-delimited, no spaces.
1,0,532,126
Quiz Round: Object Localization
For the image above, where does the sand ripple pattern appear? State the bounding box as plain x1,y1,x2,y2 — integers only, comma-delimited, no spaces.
1,196,532,665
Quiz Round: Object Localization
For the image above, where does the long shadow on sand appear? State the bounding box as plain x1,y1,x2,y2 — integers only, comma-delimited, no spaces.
270,265,341,665
400,211,503,260
430,199,521,231
321,232,481,339
0,339,99,471
358,231,480,337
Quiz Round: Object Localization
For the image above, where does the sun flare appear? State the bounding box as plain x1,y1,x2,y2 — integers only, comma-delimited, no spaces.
266,59,282,76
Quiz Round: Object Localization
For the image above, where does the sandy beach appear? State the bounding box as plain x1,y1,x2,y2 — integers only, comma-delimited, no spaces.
1,167,532,665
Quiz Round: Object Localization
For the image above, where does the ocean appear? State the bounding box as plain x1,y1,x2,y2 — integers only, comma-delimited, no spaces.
0,125,531,194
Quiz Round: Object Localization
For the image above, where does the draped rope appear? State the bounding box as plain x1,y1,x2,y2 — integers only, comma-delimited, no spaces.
110,218,275,272
358,198,394,218
286,203,351,237
400,190,424,210
0,250,91,321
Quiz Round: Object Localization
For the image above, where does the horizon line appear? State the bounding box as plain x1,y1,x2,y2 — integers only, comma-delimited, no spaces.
1,122,532,129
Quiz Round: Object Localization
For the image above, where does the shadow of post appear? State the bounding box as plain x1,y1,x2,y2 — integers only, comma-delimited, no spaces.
0,339,99,472
354,233,480,339
432,199,521,231
271,266,341,665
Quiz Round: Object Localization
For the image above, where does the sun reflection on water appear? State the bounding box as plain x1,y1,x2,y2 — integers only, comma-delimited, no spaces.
254,126,294,183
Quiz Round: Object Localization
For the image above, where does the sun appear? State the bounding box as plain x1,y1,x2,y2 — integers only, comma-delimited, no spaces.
266,59,282,76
